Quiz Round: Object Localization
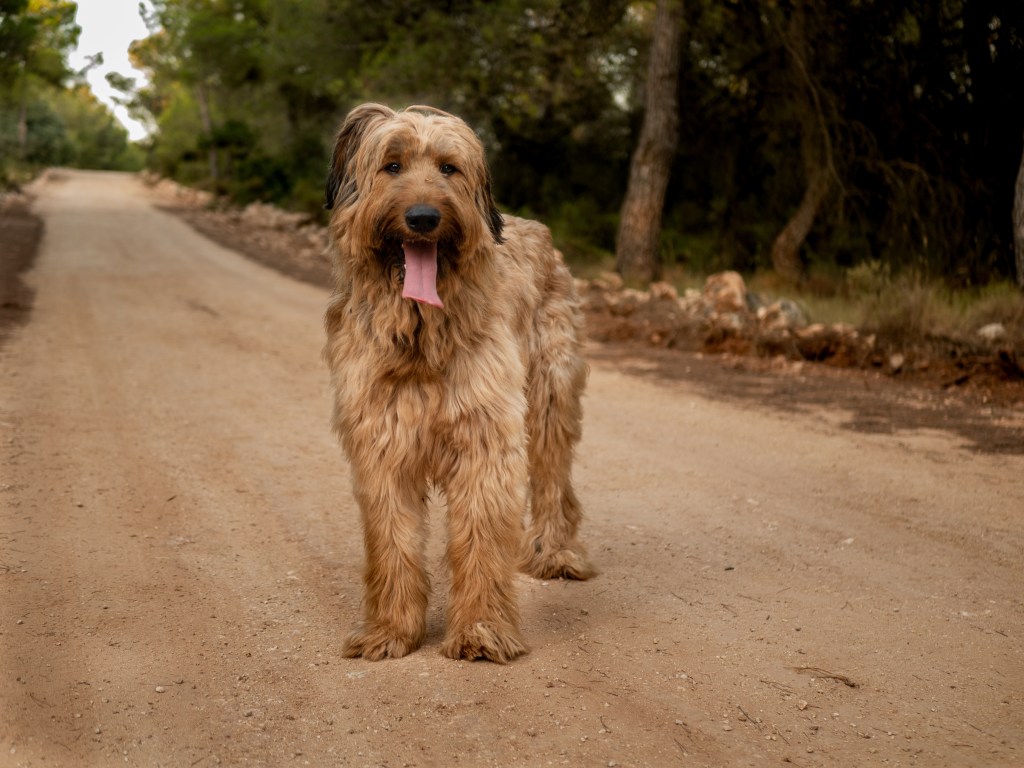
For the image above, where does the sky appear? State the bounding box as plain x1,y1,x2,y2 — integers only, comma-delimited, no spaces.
67,0,152,141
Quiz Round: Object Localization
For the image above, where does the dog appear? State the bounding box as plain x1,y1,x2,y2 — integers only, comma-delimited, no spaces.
323,104,593,663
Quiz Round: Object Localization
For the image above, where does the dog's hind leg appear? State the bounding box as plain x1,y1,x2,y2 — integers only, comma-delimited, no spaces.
520,277,596,581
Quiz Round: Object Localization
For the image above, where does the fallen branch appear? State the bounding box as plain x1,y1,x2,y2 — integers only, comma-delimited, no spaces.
737,704,763,731
790,666,858,688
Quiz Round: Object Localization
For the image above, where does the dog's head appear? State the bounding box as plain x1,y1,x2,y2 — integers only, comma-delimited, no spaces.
325,104,504,308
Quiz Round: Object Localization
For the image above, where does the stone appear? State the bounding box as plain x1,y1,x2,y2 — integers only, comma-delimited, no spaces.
758,299,808,332
703,271,747,313
649,281,678,301
977,322,1006,342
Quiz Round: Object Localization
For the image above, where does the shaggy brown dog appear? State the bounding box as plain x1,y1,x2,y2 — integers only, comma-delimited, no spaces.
323,104,593,663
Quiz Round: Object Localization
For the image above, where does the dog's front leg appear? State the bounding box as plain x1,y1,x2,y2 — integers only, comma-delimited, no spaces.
342,455,430,661
440,408,529,663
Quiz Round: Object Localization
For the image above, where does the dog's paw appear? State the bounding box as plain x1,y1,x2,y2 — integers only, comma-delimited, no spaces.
441,622,528,664
342,625,422,661
521,543,596,581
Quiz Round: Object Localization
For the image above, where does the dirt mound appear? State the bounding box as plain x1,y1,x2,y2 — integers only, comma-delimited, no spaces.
581,271,1022,406
0,192,43,348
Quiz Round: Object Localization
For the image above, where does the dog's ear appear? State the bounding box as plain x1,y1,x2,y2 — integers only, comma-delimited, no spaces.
477,168,505,245
325,103,395,210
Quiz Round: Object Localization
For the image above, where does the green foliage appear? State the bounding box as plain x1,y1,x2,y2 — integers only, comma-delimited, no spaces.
859,275,955,342
666,0,1024,286
0,98,70,164
109,0,1024,287
0,0,79,85
744,268,1024,352
961,283,1024,337
115,0,642,225
856,277,1024,355
0,88,142,172
50,86,143,170
1,1,143,182
146,82,204,180
845,260,892,300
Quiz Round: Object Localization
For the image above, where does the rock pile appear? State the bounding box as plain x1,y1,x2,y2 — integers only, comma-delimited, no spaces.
228,202,329,267
581,270,878,368
233,201,314,233
143,173,216,208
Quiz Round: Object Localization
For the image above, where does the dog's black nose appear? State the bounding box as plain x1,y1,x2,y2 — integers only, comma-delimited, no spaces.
405,205,441,233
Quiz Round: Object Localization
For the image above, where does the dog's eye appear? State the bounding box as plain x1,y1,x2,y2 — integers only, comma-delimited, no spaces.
440,163,457,176
384,162,401,175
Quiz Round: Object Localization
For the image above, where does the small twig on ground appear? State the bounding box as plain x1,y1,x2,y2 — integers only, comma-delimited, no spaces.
759,678,795,695
967,721,994,737
737,704,763,731
790,666,858,688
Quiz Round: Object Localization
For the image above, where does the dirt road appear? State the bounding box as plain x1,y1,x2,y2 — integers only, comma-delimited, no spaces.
2,170,1022,767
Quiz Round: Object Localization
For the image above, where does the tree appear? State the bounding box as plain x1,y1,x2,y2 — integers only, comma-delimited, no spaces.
766,1,836,283
51,84,141,169
113,0,1024,287
124,0,640,219
130,0,269,187
353,0,638,232
1016,132,1024,289
614,0,683,284
0,0,79,159
0,1,34,83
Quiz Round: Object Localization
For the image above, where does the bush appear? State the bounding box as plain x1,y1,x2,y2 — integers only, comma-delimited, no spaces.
848,264,1024,351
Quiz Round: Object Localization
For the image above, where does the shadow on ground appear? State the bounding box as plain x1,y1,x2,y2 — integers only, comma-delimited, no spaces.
587,342,1024,457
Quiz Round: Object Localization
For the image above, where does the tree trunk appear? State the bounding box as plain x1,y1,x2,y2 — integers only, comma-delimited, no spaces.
1015,130,1024,290
195,81,219,184
615,0,683,284
769,1,833,284
17,62,28,160
770,163,830,282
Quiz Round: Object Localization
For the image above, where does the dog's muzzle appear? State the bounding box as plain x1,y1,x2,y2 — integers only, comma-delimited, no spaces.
405,204,441,234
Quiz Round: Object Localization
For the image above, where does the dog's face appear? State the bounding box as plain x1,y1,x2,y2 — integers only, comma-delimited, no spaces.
325,104,504,308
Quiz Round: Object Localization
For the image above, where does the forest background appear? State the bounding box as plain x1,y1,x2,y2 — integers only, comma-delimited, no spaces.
3,0,1024,305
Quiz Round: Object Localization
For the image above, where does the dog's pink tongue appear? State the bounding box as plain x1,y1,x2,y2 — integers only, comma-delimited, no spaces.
401,241,444,308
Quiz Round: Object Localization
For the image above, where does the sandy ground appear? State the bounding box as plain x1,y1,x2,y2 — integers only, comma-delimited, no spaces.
1,170,1022,767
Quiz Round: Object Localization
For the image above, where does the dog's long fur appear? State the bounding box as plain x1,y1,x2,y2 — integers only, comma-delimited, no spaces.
323,104,593,663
